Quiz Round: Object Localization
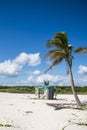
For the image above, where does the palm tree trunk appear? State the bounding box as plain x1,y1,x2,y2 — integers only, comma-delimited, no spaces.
68,64,81,106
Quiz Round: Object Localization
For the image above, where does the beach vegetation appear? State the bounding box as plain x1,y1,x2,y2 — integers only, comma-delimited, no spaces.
0,123,11,127
0,86,35,93
77,122,87,126
0,86,87,94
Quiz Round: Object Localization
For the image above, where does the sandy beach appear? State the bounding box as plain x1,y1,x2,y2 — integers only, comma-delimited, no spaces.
0,93,87,130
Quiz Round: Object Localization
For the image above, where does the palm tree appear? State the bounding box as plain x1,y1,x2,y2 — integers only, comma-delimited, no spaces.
44,32,86,106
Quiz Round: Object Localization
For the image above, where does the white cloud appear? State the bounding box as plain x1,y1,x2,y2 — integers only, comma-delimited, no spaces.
32,70,41,75
78,65,87,74
74,76,87,86
14,52,29,64
0,60,22,76
1,66,87,86
29,70,41,75
0,52,41,77
27,53,41,66
27,76,34,82
14,52,41,66
36,74,59,84
21,73,69,86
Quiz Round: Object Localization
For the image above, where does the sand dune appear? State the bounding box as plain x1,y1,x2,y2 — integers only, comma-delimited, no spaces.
0,93,87,130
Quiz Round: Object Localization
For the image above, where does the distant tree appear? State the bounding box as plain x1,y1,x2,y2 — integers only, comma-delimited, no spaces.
44,32,87,106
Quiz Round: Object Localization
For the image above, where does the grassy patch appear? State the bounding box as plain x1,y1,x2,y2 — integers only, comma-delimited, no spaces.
77,122,87,126
80,105,87,110
4,124,12,127
0,123,12,127
0,124,4,127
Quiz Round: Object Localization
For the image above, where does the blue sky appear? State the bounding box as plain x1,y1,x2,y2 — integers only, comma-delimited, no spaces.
0,0,87,86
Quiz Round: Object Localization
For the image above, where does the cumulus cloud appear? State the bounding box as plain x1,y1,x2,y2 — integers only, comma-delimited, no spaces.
0,52,41,77
78,65,87,75
29,70,41,75
14,52,29,64
74,75,87,86
0,60,22,76
36,74,59,84
21,73,69,86
20,71,87,86
27,53,41,66
14,52,41,66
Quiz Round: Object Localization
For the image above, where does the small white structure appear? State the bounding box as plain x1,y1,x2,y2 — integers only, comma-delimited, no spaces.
35,87,40,98
35,86,54,100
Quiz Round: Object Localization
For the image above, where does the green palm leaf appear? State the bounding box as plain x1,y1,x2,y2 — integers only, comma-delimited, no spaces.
44,50,64,59
46,32,68,50
45,56,64,73
74,47,87,54
54,32,68,44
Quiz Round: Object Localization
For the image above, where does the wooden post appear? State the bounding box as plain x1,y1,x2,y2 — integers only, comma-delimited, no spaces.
35,87,40,98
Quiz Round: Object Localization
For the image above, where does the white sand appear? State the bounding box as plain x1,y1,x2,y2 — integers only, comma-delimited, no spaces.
0,93,87,130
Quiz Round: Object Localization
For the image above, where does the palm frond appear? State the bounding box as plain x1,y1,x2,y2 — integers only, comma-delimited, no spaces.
44,50,64,59
45,56,64,73
44,32,74,74
46,40,64,49
54,32,68,45
46,39,68,50
74,47,87,54
46,32,69,50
